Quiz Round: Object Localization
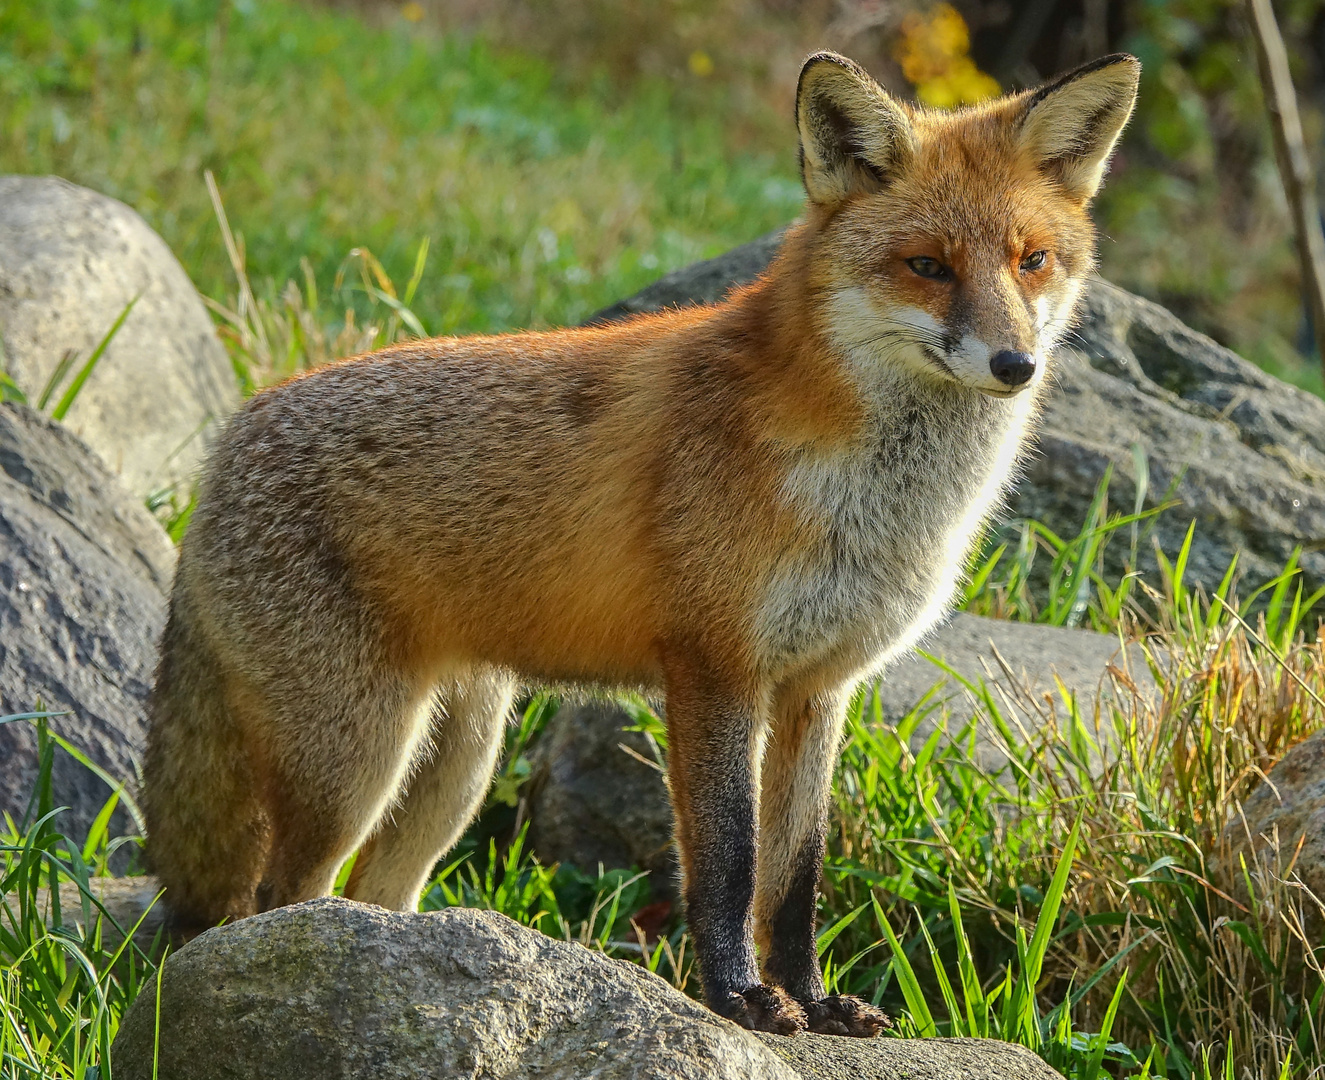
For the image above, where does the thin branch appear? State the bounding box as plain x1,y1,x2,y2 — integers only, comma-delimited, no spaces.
1246,0,1325,387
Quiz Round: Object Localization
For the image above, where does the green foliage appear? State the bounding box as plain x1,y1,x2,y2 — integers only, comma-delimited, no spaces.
961,464,1166,629
961,461,1324,636
486,692,560,811
0,0,801,349
423,827,662,958
822,542,1325,1078
48,297,139,423
0,712,163,1079
1093,0,1325,397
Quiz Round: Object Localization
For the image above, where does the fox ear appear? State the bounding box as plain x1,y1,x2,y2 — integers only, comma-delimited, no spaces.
797,52,914,207
1019,53,1140,202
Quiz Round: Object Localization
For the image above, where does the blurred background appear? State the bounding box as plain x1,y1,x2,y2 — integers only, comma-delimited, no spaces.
3,0,1323,396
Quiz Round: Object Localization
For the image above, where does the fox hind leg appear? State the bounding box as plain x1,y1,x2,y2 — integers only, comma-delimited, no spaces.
754,686,890,1037
345,667,516,911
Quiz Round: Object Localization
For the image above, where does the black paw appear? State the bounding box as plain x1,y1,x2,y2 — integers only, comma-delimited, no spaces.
717,984,809,1035
802,994,891,1037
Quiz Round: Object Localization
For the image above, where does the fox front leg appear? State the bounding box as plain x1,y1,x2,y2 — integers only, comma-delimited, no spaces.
754,686,890,1037
663,657,807,1034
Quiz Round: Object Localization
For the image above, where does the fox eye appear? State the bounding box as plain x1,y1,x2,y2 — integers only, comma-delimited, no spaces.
906,256,950,281
1020,250,1048,272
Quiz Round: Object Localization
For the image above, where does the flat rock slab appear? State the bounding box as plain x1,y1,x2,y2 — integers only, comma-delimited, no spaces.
0,402,174,846
0,175,238,497
756,1032,1063,1079
879,611,1146,734
111,897,1061,1080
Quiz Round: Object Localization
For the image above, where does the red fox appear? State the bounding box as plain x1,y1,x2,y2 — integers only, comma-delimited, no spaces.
144,51,1139,1036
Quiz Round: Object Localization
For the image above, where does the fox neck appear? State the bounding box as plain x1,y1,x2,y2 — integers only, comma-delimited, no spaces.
732,228,1045,678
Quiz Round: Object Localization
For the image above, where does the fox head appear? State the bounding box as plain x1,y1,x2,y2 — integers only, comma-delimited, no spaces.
796,51,1139,398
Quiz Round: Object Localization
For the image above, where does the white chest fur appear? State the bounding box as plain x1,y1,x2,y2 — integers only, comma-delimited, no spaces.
754,381,1035,678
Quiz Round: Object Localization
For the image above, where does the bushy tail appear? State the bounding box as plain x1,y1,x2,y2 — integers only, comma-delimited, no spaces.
142,593,269,929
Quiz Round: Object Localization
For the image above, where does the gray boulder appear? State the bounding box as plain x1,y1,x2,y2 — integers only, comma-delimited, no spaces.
526,699,679,893
0,175,238,499
527,612,1145,886
593,230,1325,603
0,402,173,845
110,897,1062,1080
1222,729,1325,911
1028,282,1325,605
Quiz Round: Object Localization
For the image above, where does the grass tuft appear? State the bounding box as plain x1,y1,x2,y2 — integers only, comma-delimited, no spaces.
1,714,162,1080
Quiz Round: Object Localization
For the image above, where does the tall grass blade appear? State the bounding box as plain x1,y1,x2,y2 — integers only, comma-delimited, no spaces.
916,915,964,1034
874,895,937,1037
1081,969,1128,1080
948,881,986,1036
37,350,78,412
50,295,139,421
816,903,867,958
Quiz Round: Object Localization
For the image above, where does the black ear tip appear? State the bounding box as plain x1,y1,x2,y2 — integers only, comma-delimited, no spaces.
1106,53,1142,80
797,50,871,89
801,50,851,72
1082,52,1142,80
1026,52,1141,109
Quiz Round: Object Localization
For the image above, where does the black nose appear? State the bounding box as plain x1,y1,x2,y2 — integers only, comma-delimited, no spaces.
989,350,1036,387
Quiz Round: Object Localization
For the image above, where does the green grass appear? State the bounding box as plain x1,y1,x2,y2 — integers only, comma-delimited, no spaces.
4,523,1322,1078
1,714,161,1079
0,0,802,346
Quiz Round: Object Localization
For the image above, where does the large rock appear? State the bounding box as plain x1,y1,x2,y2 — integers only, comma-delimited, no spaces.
593,230,1325,602
111,897,1062,1080
0,402,173,844
1029,283,1325,605
527,612,1145,887
527,699,679,893
1222,729,1325,908
0,175,238,498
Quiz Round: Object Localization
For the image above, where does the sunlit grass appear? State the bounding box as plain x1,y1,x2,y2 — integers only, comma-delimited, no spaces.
819,537,1325,1078
1,714,162,1080
0,0,803,347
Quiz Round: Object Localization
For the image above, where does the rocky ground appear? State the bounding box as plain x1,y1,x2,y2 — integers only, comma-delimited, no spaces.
109,898,1064,1080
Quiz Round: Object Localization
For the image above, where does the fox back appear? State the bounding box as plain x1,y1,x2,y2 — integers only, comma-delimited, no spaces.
144,50,1138,1036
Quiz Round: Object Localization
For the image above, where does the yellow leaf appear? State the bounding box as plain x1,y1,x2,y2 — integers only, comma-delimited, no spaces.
894,3,999,109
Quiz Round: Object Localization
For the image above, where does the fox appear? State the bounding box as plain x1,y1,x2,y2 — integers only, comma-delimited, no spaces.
143,50,1139,1036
